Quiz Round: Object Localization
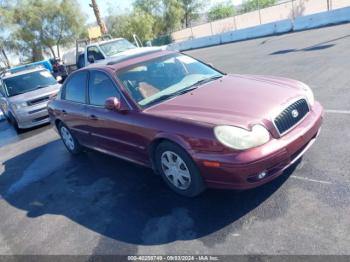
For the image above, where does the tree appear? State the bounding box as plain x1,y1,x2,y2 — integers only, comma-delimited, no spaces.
106,8,155,43
208,2,235,22
240,0,276,13
133,0,164,36
108,0,204,43
134,0,162,16
90,0,107,35
0,1,13,67
163,0,185,33
9,0,86,62
180,0,204,27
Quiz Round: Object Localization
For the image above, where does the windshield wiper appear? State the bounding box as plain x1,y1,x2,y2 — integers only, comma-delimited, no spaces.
145,75,223,106
186,75,223,89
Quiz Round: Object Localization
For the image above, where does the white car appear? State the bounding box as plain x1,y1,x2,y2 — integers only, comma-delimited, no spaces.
0,68,61,131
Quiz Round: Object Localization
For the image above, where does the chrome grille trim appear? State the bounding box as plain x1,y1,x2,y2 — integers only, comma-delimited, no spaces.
273,98,310,136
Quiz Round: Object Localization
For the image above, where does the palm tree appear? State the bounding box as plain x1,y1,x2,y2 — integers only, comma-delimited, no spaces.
89,0,107,35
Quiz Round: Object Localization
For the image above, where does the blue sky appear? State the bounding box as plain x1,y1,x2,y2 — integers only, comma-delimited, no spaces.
77,0,134,23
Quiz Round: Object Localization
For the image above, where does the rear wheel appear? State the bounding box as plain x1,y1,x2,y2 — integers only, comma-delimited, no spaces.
58,123,81,154
155,141,206,197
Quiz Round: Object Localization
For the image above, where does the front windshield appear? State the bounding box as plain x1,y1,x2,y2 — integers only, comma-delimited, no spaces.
117,54,223,107
3,70,57,97
100,39,136,56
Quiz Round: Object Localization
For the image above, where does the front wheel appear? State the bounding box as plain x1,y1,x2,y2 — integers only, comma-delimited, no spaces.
8,113,22,133
59,123,81,154
155,141,206,197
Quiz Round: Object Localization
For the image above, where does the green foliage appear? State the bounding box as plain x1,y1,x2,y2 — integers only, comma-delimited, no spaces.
151,34,172,46
134,0,162,16
108,0,204,44
180,0,204,27
108,0,203,43
7,0,86,62
106,8,156,44
208,2,235,22
163,0,185,33
240,0,277,13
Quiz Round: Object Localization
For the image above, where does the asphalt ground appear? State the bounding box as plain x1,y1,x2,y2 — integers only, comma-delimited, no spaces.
0,23,349,255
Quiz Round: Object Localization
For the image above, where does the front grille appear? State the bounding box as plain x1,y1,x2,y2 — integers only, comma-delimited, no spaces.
27,96,50,106
32,115,49,123
28,107,47,114
274,99,309,135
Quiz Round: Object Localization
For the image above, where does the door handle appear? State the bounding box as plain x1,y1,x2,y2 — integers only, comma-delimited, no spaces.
89,114,98,120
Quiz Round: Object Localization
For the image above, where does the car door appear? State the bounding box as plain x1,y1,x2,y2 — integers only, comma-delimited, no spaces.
59,71,91,146
85,70,147,164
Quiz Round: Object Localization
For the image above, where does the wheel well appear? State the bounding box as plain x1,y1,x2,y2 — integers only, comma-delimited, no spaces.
55,119,62,130
148,138,190,174
149,138,167,173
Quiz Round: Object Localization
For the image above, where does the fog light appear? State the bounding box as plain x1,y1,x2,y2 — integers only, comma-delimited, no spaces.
257,171,267,180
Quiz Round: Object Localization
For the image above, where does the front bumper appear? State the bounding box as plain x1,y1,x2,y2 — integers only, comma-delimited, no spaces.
12,103,50,129
193,101,323,190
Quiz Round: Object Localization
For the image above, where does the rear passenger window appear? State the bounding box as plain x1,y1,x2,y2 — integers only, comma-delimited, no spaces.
89,71,120,106
64,71,87,103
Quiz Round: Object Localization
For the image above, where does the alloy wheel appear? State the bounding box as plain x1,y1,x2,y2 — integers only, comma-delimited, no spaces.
60,126,75,151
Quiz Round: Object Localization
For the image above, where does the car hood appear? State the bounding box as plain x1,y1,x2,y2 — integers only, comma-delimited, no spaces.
144,74,307,129
8,84,61,104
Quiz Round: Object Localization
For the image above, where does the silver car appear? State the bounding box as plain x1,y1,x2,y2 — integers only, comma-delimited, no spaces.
0,68,61,131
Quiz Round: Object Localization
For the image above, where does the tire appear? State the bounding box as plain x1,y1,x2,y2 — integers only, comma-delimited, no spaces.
8,113,22,133
58,122,82,155
155,141,206,197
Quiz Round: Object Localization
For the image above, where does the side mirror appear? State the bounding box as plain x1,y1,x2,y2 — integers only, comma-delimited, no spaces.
105,97,121,111
88,54,95,64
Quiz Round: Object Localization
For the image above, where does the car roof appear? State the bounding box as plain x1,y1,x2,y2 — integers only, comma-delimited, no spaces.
87,37,125,47
1,67,48,80
86,49,177,72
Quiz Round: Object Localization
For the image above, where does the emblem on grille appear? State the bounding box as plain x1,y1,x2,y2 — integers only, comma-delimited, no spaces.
291,109,299,118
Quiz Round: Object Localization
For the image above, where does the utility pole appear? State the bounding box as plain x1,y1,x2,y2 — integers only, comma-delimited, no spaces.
89,0,108,35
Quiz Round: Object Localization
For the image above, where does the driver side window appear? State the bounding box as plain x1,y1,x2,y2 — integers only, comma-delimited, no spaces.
88,71,121,106
87,46,104,61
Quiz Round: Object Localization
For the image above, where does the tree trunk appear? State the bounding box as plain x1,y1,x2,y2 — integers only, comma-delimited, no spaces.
48,46,56,58
32,44,44,62
57,44,60,58
1,48,10,68
90,0,107,35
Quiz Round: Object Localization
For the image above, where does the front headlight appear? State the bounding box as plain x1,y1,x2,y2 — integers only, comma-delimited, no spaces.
11,102,27,110
300,83,314,106
214,125,270,150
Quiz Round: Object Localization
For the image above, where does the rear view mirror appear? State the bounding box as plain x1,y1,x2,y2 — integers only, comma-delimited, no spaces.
105,97,121,111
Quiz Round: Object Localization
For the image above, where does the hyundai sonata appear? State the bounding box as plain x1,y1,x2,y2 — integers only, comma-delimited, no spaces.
48,50,323,197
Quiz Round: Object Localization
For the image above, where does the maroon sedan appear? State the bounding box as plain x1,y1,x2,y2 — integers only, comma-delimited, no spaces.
48,49,323,197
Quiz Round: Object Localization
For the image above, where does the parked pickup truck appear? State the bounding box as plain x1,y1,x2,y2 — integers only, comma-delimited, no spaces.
62,36,139,71
77,37,140,68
